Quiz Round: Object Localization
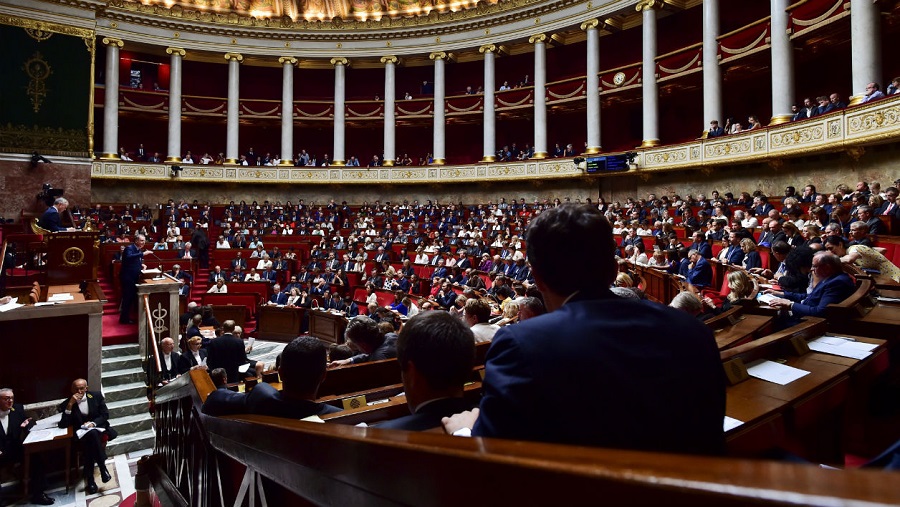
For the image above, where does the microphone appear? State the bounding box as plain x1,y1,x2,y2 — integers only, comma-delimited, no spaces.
142,249,167,279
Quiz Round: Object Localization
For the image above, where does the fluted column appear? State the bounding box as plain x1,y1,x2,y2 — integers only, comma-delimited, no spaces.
850,0,882,104
769,0,795,124
381,56,398,167
430,52,449,165
279,56,297,166
582,20,601,154
100,37,123,160
637,0,661,148
702,0,722,133
224,53,242,164
331,57,348,166
165,47,185,163
530,34,549,159
480,44,498,162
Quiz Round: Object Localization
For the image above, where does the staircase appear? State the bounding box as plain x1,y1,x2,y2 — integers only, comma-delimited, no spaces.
101,344,155,456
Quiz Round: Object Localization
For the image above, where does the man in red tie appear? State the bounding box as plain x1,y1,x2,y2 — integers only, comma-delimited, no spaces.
878,187,899,217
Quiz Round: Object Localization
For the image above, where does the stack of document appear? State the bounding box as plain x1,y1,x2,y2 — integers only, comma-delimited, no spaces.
48,293,74,302
808,336,877,360
746,359,810,385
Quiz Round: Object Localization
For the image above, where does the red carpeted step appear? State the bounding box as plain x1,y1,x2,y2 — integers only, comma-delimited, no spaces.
102,313,137,345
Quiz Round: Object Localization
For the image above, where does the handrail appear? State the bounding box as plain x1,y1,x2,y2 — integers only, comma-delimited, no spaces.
148,370,900,506
143,294,162,389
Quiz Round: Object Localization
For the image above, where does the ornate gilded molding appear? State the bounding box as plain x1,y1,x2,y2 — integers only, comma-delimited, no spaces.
101,37,124,47
1,124,88,157
224,52,243,62
278,56,298,65
528,33,547,44
635,0,664,12
380,55,399,65
330,57,349,66
479,44,497,54
580,18,599,31
165,47,186,56
429,51,448,61
0,15,94,39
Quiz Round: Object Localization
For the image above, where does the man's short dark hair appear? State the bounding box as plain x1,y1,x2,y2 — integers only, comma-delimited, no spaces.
824,235,847,249
279,336,327,392
210,367,228,388
464,298,491,324
345,316,381,349
398,312,475,391
525,204,616,294
771,240,791,255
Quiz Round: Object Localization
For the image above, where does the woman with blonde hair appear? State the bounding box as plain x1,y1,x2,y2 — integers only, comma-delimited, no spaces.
802,223,823,246
740,238,762,270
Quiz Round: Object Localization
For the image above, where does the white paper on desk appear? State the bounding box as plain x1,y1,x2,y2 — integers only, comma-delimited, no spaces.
300,415,325,423
808,337,876,360
0,300,24,312
48,293,74,301
723,416,744,432
32,413,62,430
34,302,57,306
876,296,900,303
756,293,779,305
746,359,811,385
24,427,68,444
75,427,106,439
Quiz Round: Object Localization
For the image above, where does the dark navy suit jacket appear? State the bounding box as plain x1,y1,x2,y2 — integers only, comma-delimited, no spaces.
246,383,340,419
783,272,855,317
202,387,248,416
374,397,476,431
38,207,66,232
473,292,726,455
687,257,713,287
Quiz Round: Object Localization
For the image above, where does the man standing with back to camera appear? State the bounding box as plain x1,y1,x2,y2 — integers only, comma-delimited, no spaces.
443,204,726,455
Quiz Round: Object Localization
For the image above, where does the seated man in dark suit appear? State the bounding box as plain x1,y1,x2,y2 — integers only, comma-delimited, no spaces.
443,204,725,455
764,251,855,319
0,389,53,505
158,337,181,382
202,368,248,416
267,284,288,305
722,231,745,265
328,316,398,367
247,337,341,419
877,187,900,217
374,311,477,431
37,197,74,232
57,379,118,494
689,232,712,259
857,205,884,236
205,320,262,383
686,249,713,288
848,221,874,247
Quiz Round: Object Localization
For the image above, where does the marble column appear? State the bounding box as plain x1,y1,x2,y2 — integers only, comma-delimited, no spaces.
165,47,185,163
381,56,398,166
850,0,882,104
637,0,662,147
702,0,722,133
100,37,123,160
769,0,795,124
530,34,549,159
279,56,297,166
581,20,601,154
331,57,348,166
224,53,243,164
430,52,449,165
480,44,498,162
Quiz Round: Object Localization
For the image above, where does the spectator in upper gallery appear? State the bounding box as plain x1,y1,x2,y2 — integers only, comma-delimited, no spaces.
816,95,836,115
707,120,725,138
887,77,900,96
746,115,763,130
724,117,742,134
563,144,576,157
181,151,195,164
829,93,848,109
790,104,803,122
368,155,381,167
797,97,819,119
862,82,886,103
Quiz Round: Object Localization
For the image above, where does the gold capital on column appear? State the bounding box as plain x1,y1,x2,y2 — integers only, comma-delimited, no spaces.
278,56,298,65
224,52,243,62
580,19,599,31
330,57,349,67
528,33,547,44
101,37,123,48
478,44,497,54
429,51,446,60
635,0,664,12
380,55,399,65
166,47,186,56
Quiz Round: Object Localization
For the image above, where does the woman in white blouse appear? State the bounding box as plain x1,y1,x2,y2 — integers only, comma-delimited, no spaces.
414,247,429,265
207,279,227,293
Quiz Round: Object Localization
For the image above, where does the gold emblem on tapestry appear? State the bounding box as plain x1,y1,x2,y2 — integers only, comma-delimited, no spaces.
23,52,52,113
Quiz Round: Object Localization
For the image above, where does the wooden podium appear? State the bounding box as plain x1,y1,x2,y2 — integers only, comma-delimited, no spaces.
137,273,180,362
44,231,100,284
